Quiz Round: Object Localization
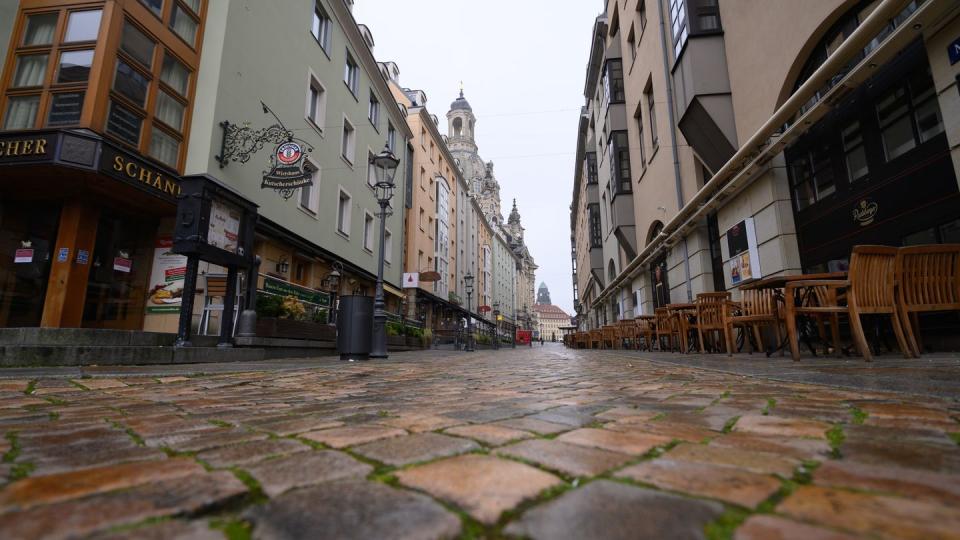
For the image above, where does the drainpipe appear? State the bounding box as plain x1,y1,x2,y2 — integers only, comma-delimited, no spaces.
656,0,694,302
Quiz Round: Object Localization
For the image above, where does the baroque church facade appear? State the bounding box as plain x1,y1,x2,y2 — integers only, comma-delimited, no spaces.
446,90,538,316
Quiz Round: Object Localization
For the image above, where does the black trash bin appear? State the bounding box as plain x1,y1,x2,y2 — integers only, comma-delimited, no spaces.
337,295,373,361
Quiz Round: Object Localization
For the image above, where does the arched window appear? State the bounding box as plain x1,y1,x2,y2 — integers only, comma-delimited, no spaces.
646,221,664,246
453,117,463,137
607,259,617,282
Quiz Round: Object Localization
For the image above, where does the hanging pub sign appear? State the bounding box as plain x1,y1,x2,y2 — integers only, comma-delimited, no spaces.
262,140,315,199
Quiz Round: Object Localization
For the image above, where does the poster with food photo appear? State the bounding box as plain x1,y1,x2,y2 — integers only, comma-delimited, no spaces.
146,237,188,314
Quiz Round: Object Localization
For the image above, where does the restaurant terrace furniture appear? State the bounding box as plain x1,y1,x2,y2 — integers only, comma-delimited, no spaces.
725,288,784,356
667,303,698,353
690,293,733,354
617,319,637,349
635,316,656,351
895,244,960,357
784,245,912,362
601,325,617,349
589,329,603,349
654,308,679,352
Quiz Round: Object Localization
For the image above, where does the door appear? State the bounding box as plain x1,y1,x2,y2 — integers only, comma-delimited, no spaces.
0,200,60,327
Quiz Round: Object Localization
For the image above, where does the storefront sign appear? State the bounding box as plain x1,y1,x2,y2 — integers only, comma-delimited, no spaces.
113,257,132,273
403,273,420,289
262,141,313,198
14,249,33,264
146,237,187,314
76,250,89,265
852,199,878,227
261,275,331,307
101,147,181,201
0,135,49,161
207,199,242,254
57,248,69,263
949,36,960,65
726,218,761,286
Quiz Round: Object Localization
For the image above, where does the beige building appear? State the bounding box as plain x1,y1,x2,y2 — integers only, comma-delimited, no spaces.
573,0,960,337
534,283,572,341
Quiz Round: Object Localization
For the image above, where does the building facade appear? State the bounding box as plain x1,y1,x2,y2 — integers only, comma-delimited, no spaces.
533,282,572,342
572,0,960,336
0,0,413,334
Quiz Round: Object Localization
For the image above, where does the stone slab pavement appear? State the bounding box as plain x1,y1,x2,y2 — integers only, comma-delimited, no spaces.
0,343,957,539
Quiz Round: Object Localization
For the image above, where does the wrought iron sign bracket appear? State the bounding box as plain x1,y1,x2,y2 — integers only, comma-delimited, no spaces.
215,120,294,169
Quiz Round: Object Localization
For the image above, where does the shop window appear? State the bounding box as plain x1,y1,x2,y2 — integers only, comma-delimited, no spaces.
311,2,332,52
170,3,199,47
47,92,84,126
63,10,101,43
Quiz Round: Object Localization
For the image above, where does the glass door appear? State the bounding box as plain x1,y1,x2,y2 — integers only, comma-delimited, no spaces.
0,201,61,327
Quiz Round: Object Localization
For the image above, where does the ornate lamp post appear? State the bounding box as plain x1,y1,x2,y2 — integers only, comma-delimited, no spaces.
492,300,500,350
321,261,342,325
464,273,475,352
369,145,400,359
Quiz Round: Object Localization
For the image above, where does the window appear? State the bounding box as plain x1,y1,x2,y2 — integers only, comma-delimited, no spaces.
363,212,374,252
602,59,625,105
634,105,646,168
419,207,425,230
366,150,377,187
22,13,57,46
64,10,101,42
344,52,359,96
149,126,178,167
3,96,40,129
608,131,632,194
47,92,84,126
368,91,380,127
12,54,48,87
139,0,164,17
669,0,688,58
585,152,598,184
106,101,143,145
789,142,835,211
170,3,199,47
841,120,868,182
627,26,637,62
299,161,320,213
341,117,355,164
384,230,393,264
645,82,658,149
588,204,602,248
311,2,332,51
638,0,647,31
387,122,396,152
306,75,326,129
690,0,721,33
57,50,93,83
113,60,149,105
122,21,155,68
420,128,426,148
337,189,351,235
160,53,189,96
877,68,944,162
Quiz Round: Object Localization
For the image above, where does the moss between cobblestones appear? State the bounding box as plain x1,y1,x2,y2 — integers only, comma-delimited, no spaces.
703,507,750,540
68,380,90,391
650,413,667,422
106,419,145,446
100,516,170,535
826,424,845,459
47,411,60,421
3,432,20,463
229,467,268,506
208,420,234,428
948,432,960,446
210,518,252,540
721,416,740,434
849,406,868,425
761,398,777,416
23,380,36,395
42,396,67,406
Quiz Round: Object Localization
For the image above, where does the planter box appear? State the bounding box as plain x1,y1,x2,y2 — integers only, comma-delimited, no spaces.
387,336,406,348
256,318,335,341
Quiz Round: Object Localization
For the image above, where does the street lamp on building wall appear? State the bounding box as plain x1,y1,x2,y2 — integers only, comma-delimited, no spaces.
321,261,342,325
369,145,400,359
464,273,475,352
492,300,500,350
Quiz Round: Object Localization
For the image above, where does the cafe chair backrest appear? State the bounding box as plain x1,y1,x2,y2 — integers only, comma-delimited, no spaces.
896,244,960,311
695,292,730,326
848,245,899,309
740,288,777,317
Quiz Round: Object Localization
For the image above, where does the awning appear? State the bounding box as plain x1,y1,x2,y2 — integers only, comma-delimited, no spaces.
384,282,405,299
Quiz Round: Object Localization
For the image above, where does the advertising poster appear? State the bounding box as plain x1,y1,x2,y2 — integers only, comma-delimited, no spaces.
208,199,241,254
146,237,188,314
725,218,762,286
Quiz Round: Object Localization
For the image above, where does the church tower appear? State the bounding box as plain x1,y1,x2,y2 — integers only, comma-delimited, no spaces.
446,89,477,154
537,282,551,305
507,199,524,243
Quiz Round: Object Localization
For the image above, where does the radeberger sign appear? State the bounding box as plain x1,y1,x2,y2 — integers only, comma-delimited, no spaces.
262,140,313,198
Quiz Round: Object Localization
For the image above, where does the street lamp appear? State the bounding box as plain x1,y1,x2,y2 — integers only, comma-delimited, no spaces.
492,300,500,350
369,144,400,359
464,273,475,352
321,261,342,325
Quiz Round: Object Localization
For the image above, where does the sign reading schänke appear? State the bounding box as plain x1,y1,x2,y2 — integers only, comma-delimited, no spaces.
262,140,313,198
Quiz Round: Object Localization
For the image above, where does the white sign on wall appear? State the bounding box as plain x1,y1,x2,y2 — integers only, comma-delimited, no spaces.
726,217,762,286
402,272,419,289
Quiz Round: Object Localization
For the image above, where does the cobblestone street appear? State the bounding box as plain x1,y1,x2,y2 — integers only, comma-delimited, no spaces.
1,345,959,539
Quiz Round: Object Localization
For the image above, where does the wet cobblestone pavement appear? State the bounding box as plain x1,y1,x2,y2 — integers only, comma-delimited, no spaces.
0,344,958,539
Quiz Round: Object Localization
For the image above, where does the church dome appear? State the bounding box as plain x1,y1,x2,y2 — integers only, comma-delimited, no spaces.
450,90,472,111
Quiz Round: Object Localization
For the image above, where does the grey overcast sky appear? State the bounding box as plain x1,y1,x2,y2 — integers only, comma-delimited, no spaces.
353,0,602,314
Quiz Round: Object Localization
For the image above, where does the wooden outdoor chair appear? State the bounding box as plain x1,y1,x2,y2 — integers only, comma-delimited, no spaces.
784,245,912,362
601,325,617,349
617,320,637,349
726,288,784,356
576,332,589,349
635,316,655,351
589,329,602,349
895,244,960,357
690,292,734,354
654,308,679,352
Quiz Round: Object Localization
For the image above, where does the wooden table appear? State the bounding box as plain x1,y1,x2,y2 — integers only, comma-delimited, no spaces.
740,272,847,291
